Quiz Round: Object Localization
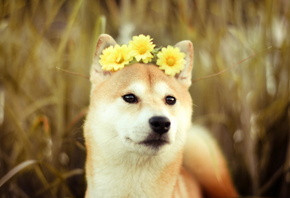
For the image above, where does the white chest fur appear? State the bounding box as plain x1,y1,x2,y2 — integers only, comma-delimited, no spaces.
85,149,180,198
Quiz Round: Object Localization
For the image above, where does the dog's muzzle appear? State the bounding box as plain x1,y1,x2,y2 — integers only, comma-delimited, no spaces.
140,116,171,148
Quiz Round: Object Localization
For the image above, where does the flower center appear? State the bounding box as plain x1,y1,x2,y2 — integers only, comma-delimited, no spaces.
138,46,147,54
115,55,124,64
166,57,175,66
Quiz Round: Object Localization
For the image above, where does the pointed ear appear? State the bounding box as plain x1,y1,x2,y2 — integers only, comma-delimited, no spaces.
174,40,194,88
90,34,117,85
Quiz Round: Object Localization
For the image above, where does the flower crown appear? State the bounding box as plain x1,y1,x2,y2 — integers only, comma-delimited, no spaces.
99,34,186,76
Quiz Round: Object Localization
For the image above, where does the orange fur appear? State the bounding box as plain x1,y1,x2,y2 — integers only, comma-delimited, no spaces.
183,126,238,198
173,167,203,198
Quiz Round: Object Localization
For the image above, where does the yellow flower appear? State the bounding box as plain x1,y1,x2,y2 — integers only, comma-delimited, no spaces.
128,34,155,63
156,46,186,76
99,45,133,71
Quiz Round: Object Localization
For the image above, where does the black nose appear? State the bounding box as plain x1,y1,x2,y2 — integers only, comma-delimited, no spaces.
149,116,171,135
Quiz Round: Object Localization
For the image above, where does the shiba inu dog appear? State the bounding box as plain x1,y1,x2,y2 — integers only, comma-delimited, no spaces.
84,34,238,198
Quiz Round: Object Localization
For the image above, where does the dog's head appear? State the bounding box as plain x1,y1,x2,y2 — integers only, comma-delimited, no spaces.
85,34,194,156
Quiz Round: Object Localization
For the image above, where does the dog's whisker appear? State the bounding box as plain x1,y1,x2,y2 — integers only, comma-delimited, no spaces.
99,135,119,147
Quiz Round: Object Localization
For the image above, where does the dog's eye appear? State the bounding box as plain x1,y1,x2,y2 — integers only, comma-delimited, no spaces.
122,94,138,104
165,96,176,105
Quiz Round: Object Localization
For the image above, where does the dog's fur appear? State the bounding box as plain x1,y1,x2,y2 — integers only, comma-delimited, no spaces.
84,34,238,198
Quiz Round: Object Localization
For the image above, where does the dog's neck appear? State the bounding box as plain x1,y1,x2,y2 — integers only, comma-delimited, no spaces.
85,140,183,198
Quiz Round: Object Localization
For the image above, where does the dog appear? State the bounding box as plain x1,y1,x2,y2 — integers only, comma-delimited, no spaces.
84,34,238,198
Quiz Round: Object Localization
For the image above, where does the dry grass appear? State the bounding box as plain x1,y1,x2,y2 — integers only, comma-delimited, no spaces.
0,0,289,197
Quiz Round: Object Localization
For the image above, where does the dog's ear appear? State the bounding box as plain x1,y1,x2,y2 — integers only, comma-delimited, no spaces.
174,40,194,88
90,34,117,85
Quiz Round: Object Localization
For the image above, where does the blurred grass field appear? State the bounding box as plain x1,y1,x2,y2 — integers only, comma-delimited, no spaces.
0,0,289,197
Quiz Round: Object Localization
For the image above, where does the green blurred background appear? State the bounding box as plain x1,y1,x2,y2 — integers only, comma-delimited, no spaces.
0,0,289,197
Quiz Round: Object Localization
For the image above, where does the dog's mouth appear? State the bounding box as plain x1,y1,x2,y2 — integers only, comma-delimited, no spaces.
125,133,170,151
141,139,169,148
140,134,169,148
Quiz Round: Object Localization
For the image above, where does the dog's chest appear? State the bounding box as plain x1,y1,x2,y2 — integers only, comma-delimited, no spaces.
88,166,162,197
86,155,179,198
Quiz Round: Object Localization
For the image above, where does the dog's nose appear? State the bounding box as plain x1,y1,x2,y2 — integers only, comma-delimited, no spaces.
149,116,171,134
